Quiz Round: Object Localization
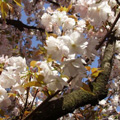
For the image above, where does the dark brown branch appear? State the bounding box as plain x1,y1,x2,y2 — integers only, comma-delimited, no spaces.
33,0,39,7
20,87,30,120
33,0,60,7
23,77,74,120
47,0,60,6
29,89,39,110
116,0,120,5
23,33,115,120
0,19,45,32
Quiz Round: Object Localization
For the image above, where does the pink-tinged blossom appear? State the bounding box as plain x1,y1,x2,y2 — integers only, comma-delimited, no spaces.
75,0,88,18
0,56,27,88
0,68,19,88
41,13,52,32
45,36,70,61
47,75,67,90
1,99,11,109
75,0,95,18
63,58,86,77
76,19,86,32
8,56,27,72
85,38,98,58
53,25,61,35
36,60,67,90
38,60,53,78
87,1,113,27
46,7,54,14
62,18,75,31
0,85,10,108
51,11,68,26
69,31,88,55
11,83,25,95
70,73,84,88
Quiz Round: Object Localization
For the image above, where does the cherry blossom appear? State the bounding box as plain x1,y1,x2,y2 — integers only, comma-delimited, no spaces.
0,0,120,119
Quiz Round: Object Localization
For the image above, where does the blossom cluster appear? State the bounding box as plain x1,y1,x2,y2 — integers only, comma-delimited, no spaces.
0,56,26,112
0,0,120,119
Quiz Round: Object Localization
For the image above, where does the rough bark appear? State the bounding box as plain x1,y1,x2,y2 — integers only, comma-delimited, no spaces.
24,33,116,120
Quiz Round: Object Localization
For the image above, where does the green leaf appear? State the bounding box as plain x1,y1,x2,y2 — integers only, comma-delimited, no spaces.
13,0,22,6
80,83,95,95
0,1,9,19
0,1,14,19
8,93,17,97
48,90,55,95
30,60,37,67
23,81,41,88
91,68,103,78
81,83,92,92
36,74,44,84
57,4,72,12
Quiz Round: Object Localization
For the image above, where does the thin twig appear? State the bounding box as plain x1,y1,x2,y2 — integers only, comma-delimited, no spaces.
67,76,74,83
29,89,39,110
20,87,30,120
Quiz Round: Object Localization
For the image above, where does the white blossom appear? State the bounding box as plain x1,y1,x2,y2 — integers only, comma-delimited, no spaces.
52,11,68,26
8,56,27,72
45,36,70,61
0,69,19,88
47,76,67,90
88,1,112,27
0,85,10,108
41,13,52,31
62,18,75,31
99,99,106,106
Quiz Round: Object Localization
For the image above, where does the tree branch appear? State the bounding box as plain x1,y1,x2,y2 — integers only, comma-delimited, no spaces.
116,0,120,5
0,19,45,32
33,0,60,7
24,33,115,120
47,0,60,6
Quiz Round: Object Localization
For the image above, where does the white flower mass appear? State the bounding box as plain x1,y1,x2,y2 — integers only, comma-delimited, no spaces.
0,0,120,119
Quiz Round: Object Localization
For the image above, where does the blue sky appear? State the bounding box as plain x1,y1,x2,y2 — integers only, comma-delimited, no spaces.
20,3,50,47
